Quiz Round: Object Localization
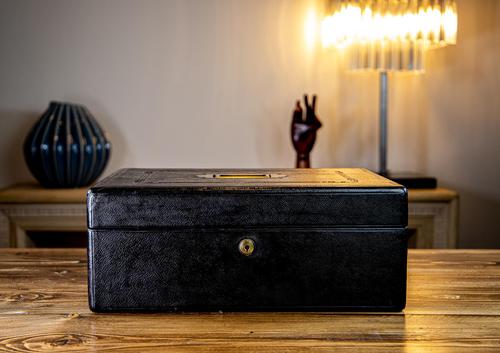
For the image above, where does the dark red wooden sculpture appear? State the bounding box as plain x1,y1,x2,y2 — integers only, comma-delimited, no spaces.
291,95,322,168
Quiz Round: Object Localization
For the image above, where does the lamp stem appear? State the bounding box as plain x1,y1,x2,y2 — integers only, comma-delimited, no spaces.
379,71,388,176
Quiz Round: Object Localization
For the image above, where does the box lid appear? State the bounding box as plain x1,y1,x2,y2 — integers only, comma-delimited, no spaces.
87,168,407,229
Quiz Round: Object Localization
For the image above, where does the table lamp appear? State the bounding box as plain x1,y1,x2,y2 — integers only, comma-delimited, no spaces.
321,0,457,188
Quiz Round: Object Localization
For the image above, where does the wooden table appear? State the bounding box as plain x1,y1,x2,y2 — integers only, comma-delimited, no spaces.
0,249,498,352
0,184,459,248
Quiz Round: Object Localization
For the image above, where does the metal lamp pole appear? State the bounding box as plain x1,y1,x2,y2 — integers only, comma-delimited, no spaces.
379,71,388,176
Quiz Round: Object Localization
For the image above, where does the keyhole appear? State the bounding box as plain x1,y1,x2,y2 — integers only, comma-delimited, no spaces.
238,239,255,256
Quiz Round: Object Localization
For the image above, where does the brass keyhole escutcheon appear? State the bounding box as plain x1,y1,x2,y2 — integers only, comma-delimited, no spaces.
238,239,255,256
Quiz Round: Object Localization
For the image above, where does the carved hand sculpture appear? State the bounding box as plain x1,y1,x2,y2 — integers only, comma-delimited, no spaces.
291,95,322,168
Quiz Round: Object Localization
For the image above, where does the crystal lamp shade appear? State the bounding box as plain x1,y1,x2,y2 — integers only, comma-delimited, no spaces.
321,0,458,71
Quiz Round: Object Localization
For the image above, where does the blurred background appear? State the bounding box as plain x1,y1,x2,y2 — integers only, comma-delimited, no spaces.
0,0,499,248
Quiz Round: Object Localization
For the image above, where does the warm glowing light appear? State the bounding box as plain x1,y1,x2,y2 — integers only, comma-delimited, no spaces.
304,9,318,50
321,0,458,71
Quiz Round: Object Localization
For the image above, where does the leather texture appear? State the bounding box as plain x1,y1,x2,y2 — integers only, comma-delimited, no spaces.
88,168,407,229
87,168,408,312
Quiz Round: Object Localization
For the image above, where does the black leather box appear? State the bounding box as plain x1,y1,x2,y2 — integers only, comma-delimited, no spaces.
87,168,408,312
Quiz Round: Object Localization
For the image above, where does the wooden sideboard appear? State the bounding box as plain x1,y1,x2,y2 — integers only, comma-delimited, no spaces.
0,184,459,248
0,184,87,247
408,188,459,248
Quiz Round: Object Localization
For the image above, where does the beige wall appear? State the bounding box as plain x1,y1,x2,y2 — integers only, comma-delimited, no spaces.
0,0,499,247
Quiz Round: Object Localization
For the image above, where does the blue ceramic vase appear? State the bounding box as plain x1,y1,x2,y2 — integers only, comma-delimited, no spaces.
23,101,111,188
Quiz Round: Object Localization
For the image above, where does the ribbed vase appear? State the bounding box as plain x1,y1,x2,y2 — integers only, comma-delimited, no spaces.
23,101,111,188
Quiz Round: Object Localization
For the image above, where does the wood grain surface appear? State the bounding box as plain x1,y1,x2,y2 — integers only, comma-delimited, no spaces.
0,249,499,352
